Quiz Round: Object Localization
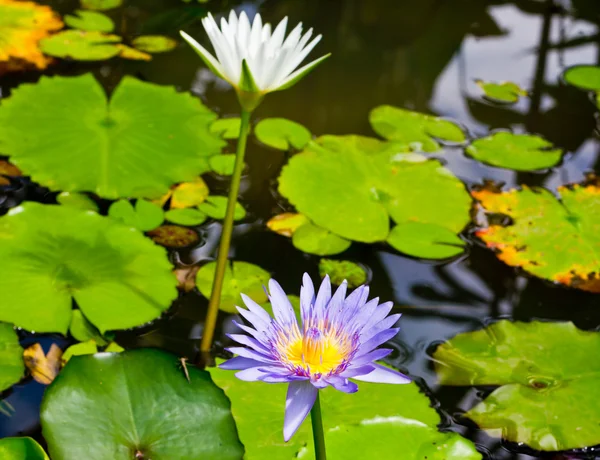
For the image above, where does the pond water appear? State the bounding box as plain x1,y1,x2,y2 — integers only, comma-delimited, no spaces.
1,0,600,458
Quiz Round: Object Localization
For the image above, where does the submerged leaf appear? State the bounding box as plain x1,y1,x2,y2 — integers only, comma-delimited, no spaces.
23,343,62,385
0,323,24,391
255,118,312,150
64,10,114,32
131,35,177,53
40,30,122,61
148,224,200,248
266,212,309,237
292,222,351,256
563,65,600,91
475,80,527,104
318,259,367,287
0,437,48,460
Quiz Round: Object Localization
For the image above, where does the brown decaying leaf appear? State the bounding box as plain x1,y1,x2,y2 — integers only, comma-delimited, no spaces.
0,160,22,177
173,264,200,292
0,176,9,186
117,44,151,61
148,225,200,248
23,343,62,385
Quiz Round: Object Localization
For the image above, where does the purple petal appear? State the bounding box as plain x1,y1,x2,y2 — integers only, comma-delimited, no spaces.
261,374,309,383
219,356,263,370
361,314,401,342
241,293,273,323
360,301,394,333
268,279,297,325
227,347,277,363
236,306,271,332
227,334,270,353
300,273,315,326
313,275,331,315
340,364,375,378
232,320,268,342
349,348,393,366
284,381,318,441
356,328,399,357
351,363,411,384
326,376,358,393
235,367,269,381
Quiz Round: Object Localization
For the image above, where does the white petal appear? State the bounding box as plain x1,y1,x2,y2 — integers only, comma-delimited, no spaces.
267,16,288,55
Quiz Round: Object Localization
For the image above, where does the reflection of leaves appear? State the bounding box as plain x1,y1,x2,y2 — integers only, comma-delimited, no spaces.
40,30,122,61
473,181,600,292
475,80,526,104
266,213,309,237
435,321,600,451
255,118,312,151
23,343,62,385
0,323,24,391
318,259,367,287
293,222,351,256
0,74,222,199
64,10,114,32
41,349,244,460
0,437,48,459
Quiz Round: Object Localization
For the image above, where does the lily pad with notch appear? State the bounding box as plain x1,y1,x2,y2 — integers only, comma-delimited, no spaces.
40,30,122,61
108,199,164,232
209,154,236,176
255,118,312,151
292,222,351,256
198,196,246,221
210,118,242,139
475,80,527,104
318,259,367,287
64,10,114,32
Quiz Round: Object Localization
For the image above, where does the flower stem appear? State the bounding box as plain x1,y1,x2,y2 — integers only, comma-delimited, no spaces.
310,393,327,460
200,109,252,354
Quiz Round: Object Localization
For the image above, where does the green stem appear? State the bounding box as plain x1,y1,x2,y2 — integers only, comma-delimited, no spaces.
200,109,252,353
310,393,327,460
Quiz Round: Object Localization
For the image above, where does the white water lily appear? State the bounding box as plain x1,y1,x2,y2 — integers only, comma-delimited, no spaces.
181,11,329,110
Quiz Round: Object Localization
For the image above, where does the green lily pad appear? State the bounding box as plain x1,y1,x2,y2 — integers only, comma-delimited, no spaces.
0,203,177,334
369,105,466,152
466,132,563,171
62,340,98,363
80,0,123,11
0,437,48,460
0,74,222,199
69,310,108,345
563,65,600,91
170,178,209,209
255,118,312,150
197,196,246,221
148,225,200,248
210,118,242,139
475,80,527,104
108,199,164,232
210,362,481,460
41,349,243,460
434,320,600,451
209,154,237,175
56,192,99,212
164,208,207,226
64,10,114,32
278,135,471,252
473,181,600,292
0,322,24,392
131,35,177,53
293,223,351,256
318,259,367,287
40,30,122,61
387,222,465,259
196,261,270,313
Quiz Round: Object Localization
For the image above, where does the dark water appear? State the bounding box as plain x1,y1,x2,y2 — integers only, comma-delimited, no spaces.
1,0,600,458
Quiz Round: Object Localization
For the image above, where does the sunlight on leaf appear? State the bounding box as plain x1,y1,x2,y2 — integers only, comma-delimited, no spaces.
171,178,209,209
293,222,351,256
475,80,527,104
23,343,62,385
266,212,309,237
62,340,98,364
255,118,312,150
64,10,114,32
318,259,367,288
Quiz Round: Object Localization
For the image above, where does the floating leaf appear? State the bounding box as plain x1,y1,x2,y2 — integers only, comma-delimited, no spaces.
466,132,563,171
473,181,600,292
40,30,122,61
117,44,151,61
105,342,124,352
148,224,200,248
171,178,209,209
56,192,99,212
64,10,114,32
80,0,122,10
293,222,351,256
210,361,481,460
41,349,244,460
266,212,309,237
210,118,242,139
0,437,48,460
370,105,465,152
475,80,527,104
61,340,98,363
131,35,177,53
108,199,164,232
209,154,237,175
255,118,312,150
278,135,471,256
23,343,62,385
563,65,600,91
0,0,63,70
0,160,21,177
196,261,270,313
0,323,24,391
318,259,367,288
435,321,600,451
198,196,246,220
0,74,223,199
69,310,108,346
165,208,207,226
387,222,465,259
0,203,177,333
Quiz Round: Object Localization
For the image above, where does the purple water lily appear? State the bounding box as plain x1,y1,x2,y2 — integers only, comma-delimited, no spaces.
220,273,410,441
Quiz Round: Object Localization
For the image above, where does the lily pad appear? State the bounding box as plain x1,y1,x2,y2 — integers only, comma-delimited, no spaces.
266,212,309,237
293,222,351,256
318,259,367,287
0,322,24,392
255,118,312,151
0,437,48,460
473,181,600,292
116,44,151,61
164,208,207,226
40,30,122,61
209,154,237,176
0,0,63,70
148,225,200,248
196,261,270,313
64,10,114,32
0,202,177,334
369,105,466,152
41,349,244,460
170,178,209,209
210,118,242,139
108,199,164,232
56,192,99,212
80,0,122,10
466,132,563,171
69,310,108,346
131,35,177,53
434,321,600,451
198,196,246,220
210,362,481,460
563,65,600,91
475,80,527,104
278,135,471,253
62,340,98,363
0,74,222,199
387,222,465,259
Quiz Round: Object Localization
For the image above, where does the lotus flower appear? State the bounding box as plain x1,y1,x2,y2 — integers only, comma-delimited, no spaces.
221,274,410,441
180,11,330,110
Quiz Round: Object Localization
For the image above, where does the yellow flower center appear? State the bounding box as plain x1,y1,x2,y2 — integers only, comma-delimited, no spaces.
282,327,350,375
